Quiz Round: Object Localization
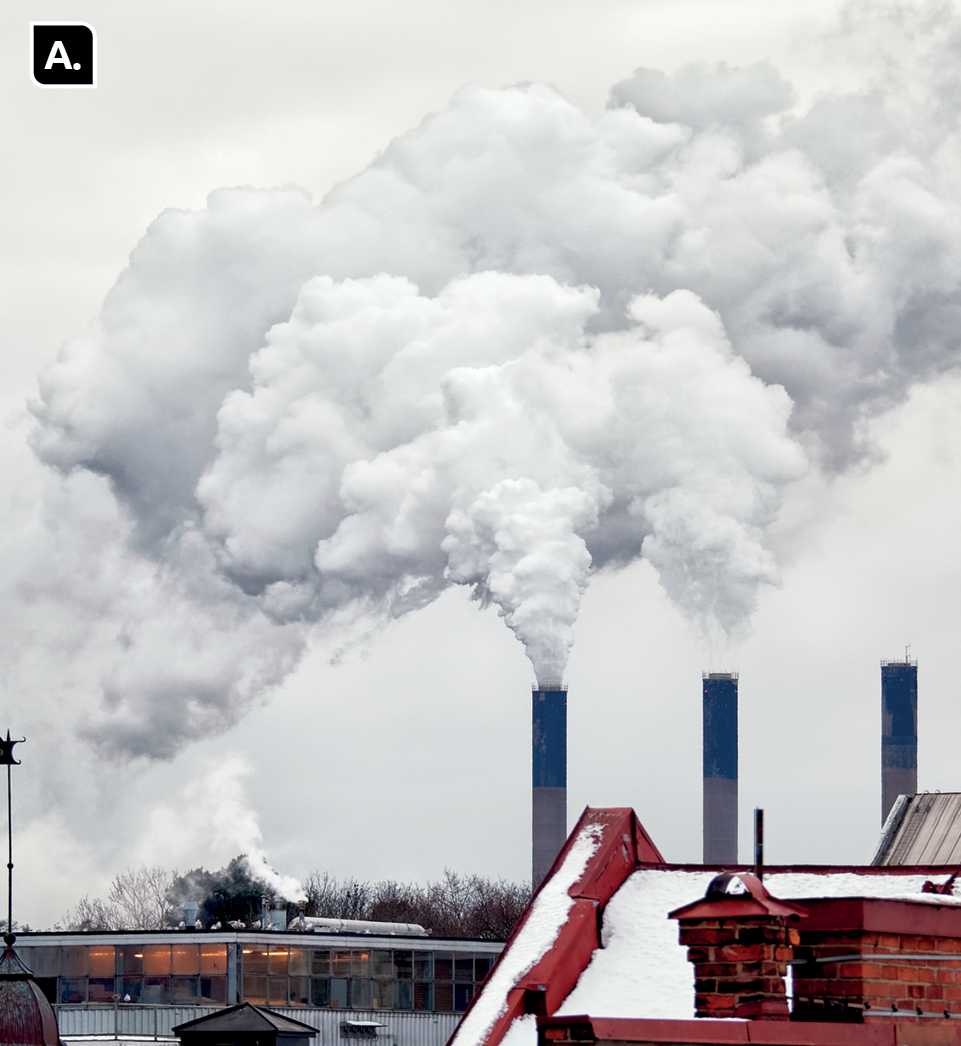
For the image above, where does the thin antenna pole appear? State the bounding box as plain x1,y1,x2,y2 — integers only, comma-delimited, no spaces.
7,759,12,935
0,731,25,939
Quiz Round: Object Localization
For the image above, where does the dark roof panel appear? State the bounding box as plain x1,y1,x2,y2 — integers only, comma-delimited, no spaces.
173,1004,317,1036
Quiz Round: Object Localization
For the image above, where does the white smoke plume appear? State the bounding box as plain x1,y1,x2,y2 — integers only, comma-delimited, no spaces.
24,3,961,755
137,756,304,900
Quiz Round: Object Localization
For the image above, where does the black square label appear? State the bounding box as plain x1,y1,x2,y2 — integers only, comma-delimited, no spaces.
32,23,96,87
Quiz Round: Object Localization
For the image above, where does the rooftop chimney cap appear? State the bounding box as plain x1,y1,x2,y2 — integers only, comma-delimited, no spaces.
705,872,753,898
669,872,807,920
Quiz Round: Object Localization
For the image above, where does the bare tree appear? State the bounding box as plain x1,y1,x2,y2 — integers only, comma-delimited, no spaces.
60,866,175,931
60,863,531,939
64,895,121,931
469,876,531,940
109,866,175,929
424,870,477,934
304,869,531,940
303,872,372,919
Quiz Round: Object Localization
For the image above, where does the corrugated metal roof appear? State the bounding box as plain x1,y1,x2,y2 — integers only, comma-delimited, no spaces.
872,793,961,866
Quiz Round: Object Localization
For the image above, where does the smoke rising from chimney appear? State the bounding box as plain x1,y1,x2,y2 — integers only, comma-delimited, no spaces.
23,3,961,752
138,756,305,902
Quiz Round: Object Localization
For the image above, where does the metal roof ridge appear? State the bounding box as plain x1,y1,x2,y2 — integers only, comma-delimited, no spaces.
640,862,961,874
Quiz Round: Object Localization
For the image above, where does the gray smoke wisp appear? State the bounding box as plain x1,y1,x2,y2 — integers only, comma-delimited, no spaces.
27,4,961,755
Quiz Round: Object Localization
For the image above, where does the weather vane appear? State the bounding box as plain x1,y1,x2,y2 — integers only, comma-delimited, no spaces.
0,731,25,942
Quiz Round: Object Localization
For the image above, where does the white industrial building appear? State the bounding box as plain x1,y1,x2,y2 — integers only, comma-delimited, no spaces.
16,927,503,1044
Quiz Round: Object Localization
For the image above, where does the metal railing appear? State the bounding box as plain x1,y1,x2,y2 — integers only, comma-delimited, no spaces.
54,1004,219,1040
54,1005,462,1045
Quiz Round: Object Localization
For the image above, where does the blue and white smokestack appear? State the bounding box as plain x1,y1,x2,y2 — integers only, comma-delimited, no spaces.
532,684,567,884
881,657,917,824
702,672,738,865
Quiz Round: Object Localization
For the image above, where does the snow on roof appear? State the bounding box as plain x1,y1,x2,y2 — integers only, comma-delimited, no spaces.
448,823,604,1046
557,869,710,1022
764,870,958,901
497,1015,537,1046
551,867,959,1024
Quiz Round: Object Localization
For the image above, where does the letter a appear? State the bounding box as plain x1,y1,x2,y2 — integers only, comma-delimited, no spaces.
44,41,71,69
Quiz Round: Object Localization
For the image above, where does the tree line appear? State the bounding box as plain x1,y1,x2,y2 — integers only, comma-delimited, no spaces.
61,857,531,941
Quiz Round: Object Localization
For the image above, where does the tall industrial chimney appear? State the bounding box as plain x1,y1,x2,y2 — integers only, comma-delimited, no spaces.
703,672,738,865
532,684,567,884
881,656,917,824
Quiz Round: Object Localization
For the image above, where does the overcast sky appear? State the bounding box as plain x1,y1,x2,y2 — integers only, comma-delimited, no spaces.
4,0,961,930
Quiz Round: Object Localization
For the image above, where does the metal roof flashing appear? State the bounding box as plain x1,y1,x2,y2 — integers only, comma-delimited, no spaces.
536,1016,905,1046
792,894,961,934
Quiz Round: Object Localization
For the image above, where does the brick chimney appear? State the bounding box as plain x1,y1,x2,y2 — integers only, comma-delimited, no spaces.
669,872,806,1020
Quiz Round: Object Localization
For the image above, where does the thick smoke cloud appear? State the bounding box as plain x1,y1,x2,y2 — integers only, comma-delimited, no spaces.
27,4,961,752
196,273,799,682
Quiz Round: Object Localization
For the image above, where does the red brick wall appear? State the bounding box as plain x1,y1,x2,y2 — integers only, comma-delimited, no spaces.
793,929,961,1023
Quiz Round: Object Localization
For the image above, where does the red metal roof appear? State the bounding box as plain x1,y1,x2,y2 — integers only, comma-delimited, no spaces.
452,808,961,1046
449,808,664,1046
537,1016,924,1046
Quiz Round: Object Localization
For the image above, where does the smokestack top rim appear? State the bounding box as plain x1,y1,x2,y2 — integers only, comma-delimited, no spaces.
532,682,567,691
702,671,738,680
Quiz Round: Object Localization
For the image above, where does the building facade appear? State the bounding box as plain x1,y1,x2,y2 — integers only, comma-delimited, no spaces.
15,930,502,1039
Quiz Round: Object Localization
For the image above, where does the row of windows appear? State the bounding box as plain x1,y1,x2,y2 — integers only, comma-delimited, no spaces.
241,947,492,982
49,976,476,1012
19,945,227,978
244,977,475,1012
43,974,478,1012
18,945,496,1013
18,945,492,983
58,977,227,1006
